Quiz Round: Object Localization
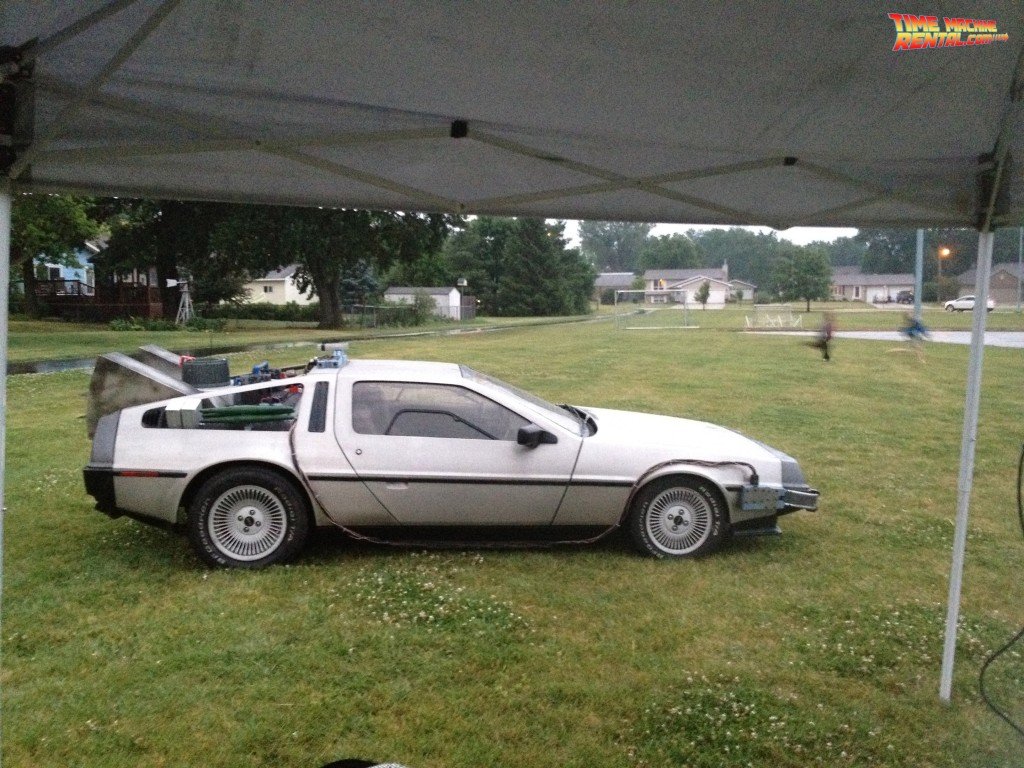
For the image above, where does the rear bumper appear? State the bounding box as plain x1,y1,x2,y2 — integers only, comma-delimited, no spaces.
83,465,120,517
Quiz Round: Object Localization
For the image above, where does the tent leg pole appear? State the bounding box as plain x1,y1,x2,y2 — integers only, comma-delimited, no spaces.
913,229,923,322
0,186,10,767
939,228,994,702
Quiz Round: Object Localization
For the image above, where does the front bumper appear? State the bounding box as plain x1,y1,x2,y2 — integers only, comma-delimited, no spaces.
740,483,819,514
780,484,819,513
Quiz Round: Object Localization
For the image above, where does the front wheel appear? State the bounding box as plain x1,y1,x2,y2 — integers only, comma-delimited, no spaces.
188,467,310,568
944,305,954,312
628,477,727,558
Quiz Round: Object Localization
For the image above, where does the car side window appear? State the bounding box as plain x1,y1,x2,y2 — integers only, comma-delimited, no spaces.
352,381,528,440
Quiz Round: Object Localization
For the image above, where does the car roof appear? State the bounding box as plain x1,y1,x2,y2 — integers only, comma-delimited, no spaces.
334,359,465,383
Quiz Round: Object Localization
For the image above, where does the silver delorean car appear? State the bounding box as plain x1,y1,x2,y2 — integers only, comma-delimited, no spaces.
84,358,818,568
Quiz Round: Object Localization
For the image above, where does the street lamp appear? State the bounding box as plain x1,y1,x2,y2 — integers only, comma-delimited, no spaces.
937,246,951,301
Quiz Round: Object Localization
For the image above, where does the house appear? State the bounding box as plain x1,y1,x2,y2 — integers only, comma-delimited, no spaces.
385,286,467,320
36,241,99,296
957,262,1021,305
244,265,315,306
730,279,757,301
830,268,914,303
593,272,636,302
643,267,730,309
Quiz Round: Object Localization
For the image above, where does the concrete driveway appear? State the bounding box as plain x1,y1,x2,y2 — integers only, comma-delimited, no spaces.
755,331,1024,348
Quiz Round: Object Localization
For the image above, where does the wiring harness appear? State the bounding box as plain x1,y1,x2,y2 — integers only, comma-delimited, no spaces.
978,441,1024,739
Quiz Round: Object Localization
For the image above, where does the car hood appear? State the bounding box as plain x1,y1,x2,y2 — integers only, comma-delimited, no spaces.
583,407,777,458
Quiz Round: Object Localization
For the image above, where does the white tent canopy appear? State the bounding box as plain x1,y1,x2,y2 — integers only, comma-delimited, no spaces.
2,1,1023,704
1,1,1022,226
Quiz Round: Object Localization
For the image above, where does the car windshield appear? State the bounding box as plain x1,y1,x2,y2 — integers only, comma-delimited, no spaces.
460,366,583,434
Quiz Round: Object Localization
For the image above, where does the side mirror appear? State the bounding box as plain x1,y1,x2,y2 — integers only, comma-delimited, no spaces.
517,424,558,448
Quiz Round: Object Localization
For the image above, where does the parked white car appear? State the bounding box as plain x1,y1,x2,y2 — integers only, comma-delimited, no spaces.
944,295,995,312
84,358,818,568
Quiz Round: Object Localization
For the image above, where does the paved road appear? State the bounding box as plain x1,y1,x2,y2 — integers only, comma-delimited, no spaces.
754,331,1024,349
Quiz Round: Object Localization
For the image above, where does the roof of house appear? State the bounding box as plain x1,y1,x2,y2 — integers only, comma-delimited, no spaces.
957,262,1023,284
729,279,757,288
594,272,636,288
385,286,458,296
644,268,727,283
254,264,300,281
831,269,914,287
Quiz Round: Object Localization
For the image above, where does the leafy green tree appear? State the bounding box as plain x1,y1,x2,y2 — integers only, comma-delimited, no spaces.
694,280,711,309
852,228,1007,280
496,219,594,316
443,216,518,314
770,244,832,311
10,193,101,317
578,220,653,271
638,233,699,271
385,250,456,288
690,227,780,289
811,236,866,268
211,207,457,328
98,199,253,310
444,217,594,317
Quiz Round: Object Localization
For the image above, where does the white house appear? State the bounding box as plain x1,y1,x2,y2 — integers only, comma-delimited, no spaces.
385,286,464,320
244,265,315,305
643,267,730,309
730,279,757,301
830,268,914,303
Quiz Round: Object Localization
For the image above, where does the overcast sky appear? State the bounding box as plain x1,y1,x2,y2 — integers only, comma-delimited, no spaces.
560,221,858,248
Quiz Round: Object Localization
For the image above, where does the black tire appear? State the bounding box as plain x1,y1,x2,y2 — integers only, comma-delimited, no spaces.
628,476,728,558
187,467,310,568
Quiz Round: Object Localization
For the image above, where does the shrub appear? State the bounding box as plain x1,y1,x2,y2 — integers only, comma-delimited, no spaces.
203,301,320,322
185,316,227,332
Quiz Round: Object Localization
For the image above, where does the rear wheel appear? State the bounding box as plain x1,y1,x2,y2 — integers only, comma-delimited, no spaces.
629,477,727,558
188,467,309,568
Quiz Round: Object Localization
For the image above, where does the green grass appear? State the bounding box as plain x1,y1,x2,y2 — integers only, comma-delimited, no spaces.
4,322,1024,766
4,314,593,364
9,304,1024,363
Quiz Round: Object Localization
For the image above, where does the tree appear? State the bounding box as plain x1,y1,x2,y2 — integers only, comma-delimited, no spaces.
385,249,456,288
10,194,101,317
811,236,865,268
443,216,519,315
211,207,458,328
496,219,594,316
444,217,594,316
578,220,653,271
770,244,832,311
638,233,699,271
694,280,711,309
690,227,781,289
97,199,256,309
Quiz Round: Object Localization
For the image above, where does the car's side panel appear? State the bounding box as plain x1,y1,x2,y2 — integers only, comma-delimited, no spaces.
553,483,632,525
112,405,301,523
290,375,398,526
332,378,582,525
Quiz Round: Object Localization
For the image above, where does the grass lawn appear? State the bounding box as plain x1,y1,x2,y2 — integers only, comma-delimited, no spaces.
4,314,592,364
3,321,1024,766
8,304,1024,364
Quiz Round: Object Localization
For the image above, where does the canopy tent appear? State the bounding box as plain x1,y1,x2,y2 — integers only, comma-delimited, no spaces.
2,0,1023,701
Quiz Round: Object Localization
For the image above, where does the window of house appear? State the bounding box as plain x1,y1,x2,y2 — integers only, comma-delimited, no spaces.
263,285,273,293
352,381,528,441
47,266,61,280
854,286,861,299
